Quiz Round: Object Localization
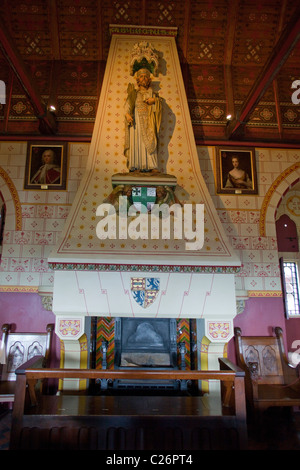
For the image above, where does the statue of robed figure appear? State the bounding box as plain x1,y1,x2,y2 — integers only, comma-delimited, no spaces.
124,43,162,172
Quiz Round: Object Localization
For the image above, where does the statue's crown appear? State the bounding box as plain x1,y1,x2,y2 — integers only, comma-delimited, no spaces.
130,41,159,77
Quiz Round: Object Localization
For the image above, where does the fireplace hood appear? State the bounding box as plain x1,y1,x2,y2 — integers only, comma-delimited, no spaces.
48,26,240,323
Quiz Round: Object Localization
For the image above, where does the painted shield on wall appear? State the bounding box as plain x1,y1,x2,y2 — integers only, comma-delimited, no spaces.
131,277,160,308
131,187,156,212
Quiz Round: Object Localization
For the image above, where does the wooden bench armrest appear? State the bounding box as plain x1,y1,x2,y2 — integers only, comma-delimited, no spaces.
219,357,245,375
218,358,247,417
15,356,45,375
221,356,259,401
15,356,46,406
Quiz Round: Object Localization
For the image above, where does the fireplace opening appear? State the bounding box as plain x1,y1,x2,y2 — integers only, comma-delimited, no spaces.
115,318,177,369
91,317,197,393
96,318,193,391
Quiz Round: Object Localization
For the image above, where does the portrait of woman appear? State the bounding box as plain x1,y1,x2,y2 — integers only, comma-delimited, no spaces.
224,155,252,190
216,147,258,195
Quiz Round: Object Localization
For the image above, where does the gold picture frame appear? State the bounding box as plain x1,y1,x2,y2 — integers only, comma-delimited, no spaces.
216,146,258,195
24,141,68,190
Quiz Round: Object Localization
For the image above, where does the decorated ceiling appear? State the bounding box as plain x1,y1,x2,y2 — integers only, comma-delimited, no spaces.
0,0,299,144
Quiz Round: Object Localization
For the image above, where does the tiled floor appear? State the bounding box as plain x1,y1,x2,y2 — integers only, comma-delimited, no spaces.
1,407,300,450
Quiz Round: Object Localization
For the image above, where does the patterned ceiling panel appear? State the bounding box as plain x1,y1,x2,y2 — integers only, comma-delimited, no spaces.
57,61,100,95
100,0,143,59
277,69,296,102
57,0,100,60
0,0,299,140
145,0,184,27
25,60,53,95
231,65,262,102
5,0,52,60
231,0,282,66
188,64,225,100
187,0,228,65
144,0,187,60
285,41,300,67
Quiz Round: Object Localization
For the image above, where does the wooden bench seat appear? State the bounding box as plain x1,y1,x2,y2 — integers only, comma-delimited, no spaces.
9,358,248,450
234,326,300,421
0,323,54,405
0,381,16,403
255,384,300,403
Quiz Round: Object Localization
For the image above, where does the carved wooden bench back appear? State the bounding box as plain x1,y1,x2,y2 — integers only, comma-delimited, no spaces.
0,324,54,382
234,327,284,384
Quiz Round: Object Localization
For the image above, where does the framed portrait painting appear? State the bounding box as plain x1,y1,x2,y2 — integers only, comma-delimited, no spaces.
215,147,258,195
24,142,68,190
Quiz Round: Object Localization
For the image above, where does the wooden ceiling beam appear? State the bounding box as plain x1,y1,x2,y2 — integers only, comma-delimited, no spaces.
272,0,287,140
226,6,300,139
180,0,191,89
0,18,57,135
2,68,13,133
273,79,283,138
141,0,147,25
49,0,61,60
224,0,239,66
182,0,191,61
223,0,239,120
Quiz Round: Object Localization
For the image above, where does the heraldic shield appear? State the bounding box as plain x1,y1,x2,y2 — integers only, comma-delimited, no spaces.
132,187,156,212
131,277,160,308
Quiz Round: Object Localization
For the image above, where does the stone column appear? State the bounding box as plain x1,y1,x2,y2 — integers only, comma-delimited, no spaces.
197,319,233,397
55,316,89,391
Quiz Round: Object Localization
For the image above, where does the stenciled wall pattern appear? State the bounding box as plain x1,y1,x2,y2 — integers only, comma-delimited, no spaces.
0,141,299,297
198,146,300,296
0,141,88,291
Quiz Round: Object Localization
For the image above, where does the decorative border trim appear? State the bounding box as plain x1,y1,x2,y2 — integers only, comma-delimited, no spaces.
109,24,178,37
48,262,241,274
259,162,300,236
0,167,22,230
0,285,282,297
248,290,282,297
0,285,39,293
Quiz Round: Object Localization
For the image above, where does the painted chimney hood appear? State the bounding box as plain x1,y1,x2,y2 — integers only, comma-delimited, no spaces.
48,26,240,323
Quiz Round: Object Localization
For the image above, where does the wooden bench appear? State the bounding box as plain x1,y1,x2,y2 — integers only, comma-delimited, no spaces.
233,326,300,421
0,323,54,404
9,357,247,450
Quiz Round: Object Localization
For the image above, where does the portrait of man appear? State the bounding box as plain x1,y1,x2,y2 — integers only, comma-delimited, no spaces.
30,148,61,185
24,142,67,190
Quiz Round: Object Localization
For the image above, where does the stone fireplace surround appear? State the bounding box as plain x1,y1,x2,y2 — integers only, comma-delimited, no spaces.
49,26,241,393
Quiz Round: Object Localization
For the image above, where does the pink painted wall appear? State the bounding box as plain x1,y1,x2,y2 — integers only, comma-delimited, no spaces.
284,318,300,355
227,296,300,363
0,292,60,367
1,292,300,371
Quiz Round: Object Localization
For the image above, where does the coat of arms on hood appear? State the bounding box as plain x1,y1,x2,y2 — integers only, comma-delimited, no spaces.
131,277,160,308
